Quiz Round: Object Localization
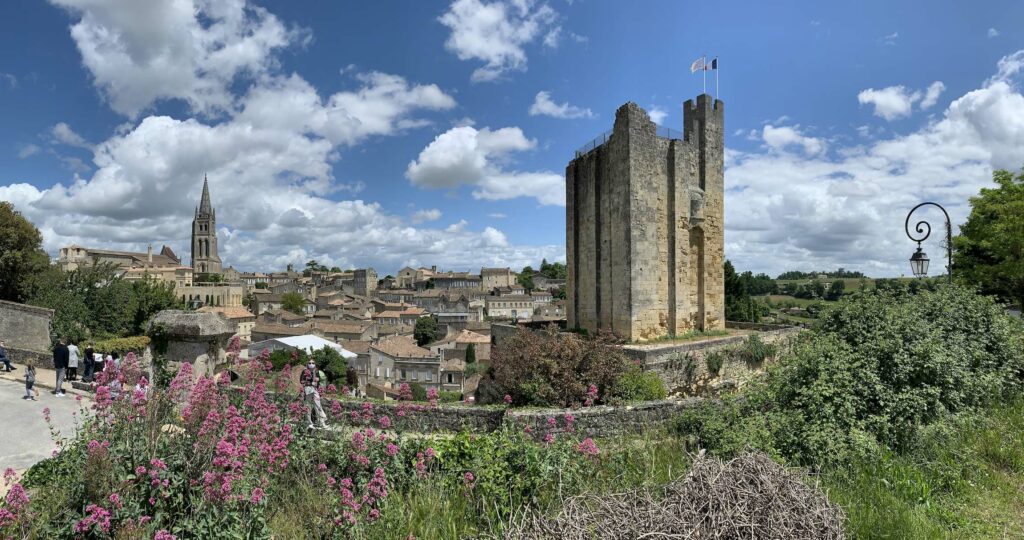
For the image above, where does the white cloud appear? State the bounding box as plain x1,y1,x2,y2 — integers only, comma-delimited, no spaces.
647,106,667,125
857,81,945,120
49,0,299,117
4,1,561,275
919,81,946,109
51,122,92,149
857,86,919,120
488,212,507,218
411,208,442,224
762,125,826,155
988,28,1000,38
406,125,564,205
17,144,40,159
880,31,899,46
438,0,559,82
725,51,1024,277
528,91,593,119
0,73,16,88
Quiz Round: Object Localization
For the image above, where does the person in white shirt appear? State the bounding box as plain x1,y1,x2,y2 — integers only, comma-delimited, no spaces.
67,341,80,381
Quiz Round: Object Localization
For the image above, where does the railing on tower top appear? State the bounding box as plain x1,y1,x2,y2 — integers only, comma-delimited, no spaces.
574,125,683,158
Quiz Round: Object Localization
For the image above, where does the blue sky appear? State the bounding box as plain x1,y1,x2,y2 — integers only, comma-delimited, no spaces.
1,0,1022,277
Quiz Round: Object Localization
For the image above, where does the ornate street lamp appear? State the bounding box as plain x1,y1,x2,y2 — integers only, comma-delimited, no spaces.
904,202,951,282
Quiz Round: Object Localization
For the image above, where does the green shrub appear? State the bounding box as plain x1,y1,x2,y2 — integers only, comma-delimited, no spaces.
705,350,725,377
611,367,667,401
438,391,462,403
87,335,151,354
409,382,428,402
736,334,777,367
267,348,308,371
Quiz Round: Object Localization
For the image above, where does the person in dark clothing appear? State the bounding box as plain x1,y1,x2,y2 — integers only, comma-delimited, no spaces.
83,345,95,382
52,338,69,396
0,339,13,372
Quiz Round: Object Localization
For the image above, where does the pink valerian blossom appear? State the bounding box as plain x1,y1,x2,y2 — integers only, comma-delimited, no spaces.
154,530,177,540
577,438,600,457
108,493,123,509
326,384,337,394
386,443,399,456
462,471,476,496
398,383,413,401
378,415,392,429
563,413,576,431
503,394,513,404
3,468,17,486
584,384,599,406
546,417,557,429
543,433,555,444
250,487,266,504
74,504,112,534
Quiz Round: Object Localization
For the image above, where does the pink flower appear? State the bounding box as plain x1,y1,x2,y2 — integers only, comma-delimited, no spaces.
108,493,122,509
368,508,381,521
503,394,512,404
386,443,399,456
543,433,554,444
577,438,600,457
250,487,265,504
378,415,392,429
154,530,177,540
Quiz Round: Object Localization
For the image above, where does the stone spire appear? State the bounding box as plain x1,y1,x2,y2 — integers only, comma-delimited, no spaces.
198,174,213,216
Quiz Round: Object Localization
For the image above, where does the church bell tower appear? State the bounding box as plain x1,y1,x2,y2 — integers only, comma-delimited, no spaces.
191,175,222,275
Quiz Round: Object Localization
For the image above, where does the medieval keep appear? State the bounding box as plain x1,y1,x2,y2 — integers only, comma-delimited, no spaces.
191,176,223,275
565,94,725,342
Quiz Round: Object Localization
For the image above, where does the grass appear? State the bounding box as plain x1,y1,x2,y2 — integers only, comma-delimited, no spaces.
761,294,835,307
822,398,1024,539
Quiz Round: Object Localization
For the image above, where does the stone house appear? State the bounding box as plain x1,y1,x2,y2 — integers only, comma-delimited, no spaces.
439,357,466,393
428,329,491,362
258,308,307,327
341,340,372,390
368,335,441,389
197,306,257,342
493,284,527,296
429,273,481,291
396,266,436,289
304,320,378,342
250,323,318,343
535,300,566,319
480,267,516,290
531,290,553,305
486,295,535,320
374,289,416,304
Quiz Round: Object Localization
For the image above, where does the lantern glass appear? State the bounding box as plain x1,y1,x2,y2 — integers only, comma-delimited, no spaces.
909,248,929,278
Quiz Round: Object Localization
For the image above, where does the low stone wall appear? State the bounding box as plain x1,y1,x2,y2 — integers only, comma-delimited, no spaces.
623,327,802,395
5,346,51,368
322,398,506,433
0,299,53,352
504,398,704,438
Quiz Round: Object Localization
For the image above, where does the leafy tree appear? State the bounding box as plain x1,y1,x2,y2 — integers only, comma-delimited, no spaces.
329,266,342,273
30,263,137,342
129,277,184,335
517,265,535,291
539,259,567,279
954,167,1024,308
465,343,476,364
311,345,349,384
254,282,269,290
414,316,440,346
724,260,761,322
303,259,328,277
280,292,307,315
409,382,428,402
0,202,50,303
552,285,567,300
825,280,846,301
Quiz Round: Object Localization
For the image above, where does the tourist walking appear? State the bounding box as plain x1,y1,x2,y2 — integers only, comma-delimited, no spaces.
83,344,95,382
52,337,69,396
23,364,37,400
300,360,327,429
0,339,13,372
112,351,121,370
67,340,80,381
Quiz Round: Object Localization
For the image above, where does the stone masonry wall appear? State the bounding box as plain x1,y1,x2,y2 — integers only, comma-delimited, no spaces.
0,299,53,353
622,327,802,394
566,96,724,342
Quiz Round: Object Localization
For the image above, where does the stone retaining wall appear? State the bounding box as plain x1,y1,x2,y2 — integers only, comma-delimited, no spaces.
623,327,802,394
322,398,506,433
0,299,53,353
504,398,705,438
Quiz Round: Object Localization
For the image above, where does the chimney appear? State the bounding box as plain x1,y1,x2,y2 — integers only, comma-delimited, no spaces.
431,265,437,273
147,244,153,264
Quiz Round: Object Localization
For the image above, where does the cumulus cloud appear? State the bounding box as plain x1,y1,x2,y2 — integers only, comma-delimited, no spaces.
528,91,593,119
762,125,826,155
857,81,945,120
49,0,300,117
51,122,92,149
725,51,1024,277
411,208,442,224
438,0,559,82
4,0,561,274
647,106,667,125
17,144,41,159
406,125,564,205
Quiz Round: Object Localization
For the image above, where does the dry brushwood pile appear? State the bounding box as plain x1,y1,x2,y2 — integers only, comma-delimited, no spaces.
506,450,845,540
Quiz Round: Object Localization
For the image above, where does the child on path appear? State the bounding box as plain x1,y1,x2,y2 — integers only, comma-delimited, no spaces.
23,364,37,400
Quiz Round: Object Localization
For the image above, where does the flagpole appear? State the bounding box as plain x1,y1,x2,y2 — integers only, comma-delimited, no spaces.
702,54,707,95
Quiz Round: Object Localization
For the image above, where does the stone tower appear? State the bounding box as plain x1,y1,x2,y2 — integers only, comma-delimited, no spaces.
565,94,725,342
191,176,222,275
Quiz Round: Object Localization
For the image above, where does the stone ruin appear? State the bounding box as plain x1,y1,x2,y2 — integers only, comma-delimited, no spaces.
149,310,237,378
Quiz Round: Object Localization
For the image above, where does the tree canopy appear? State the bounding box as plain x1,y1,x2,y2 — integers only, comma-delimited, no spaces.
954,167,1024,308
414,316,440,346
280,292,307,315
0,202,50,303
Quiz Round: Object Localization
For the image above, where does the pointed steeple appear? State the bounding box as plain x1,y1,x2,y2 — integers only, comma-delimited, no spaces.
198,174,213,215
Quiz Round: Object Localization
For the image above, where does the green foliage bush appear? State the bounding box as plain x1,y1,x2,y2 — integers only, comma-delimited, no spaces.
611,367,667,402
478,327,630,407
311,345,349,384
409,382,428,402
87,335,152,354
438,390,462,403
414,316,440,346
705,350,724,377
735,335,777,367
675,286,1024,467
